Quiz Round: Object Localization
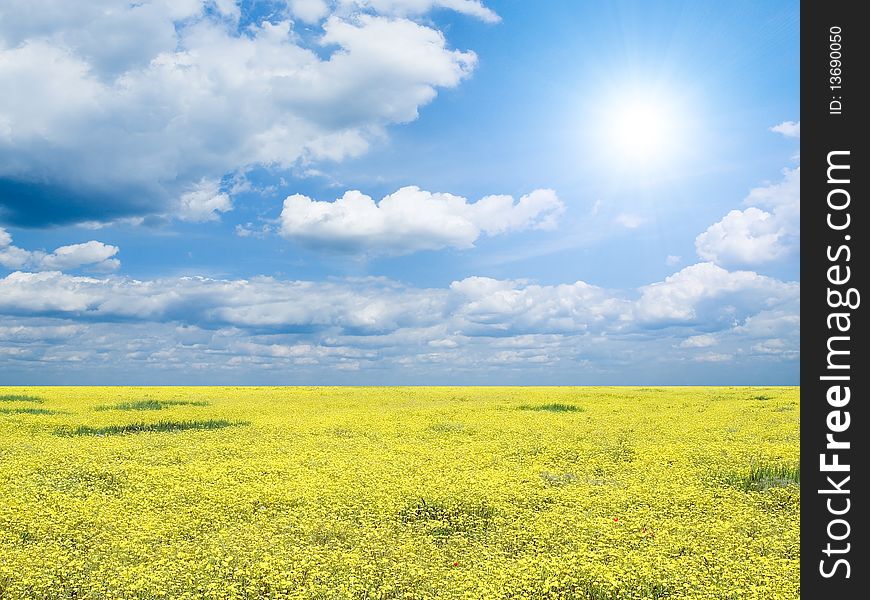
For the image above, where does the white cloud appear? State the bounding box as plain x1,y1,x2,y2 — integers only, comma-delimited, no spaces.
279,186,564,255
695,207,785,265
695,167,799,267
770,120,800,138
235,223,272,238
679,334,717,348
744,166,800,217
692,352,733,363
342,0,500,23
665,254,681,266
634,262,798,325
0,2,490,225
0,229,120,272
235,341,370,364
0,245,30,270
0,261,798,381
0,271,446,331
290,0,331,23
39,241,121,271
449,276,628,335
751,338,788,354
686,303,799,366
214,0,242,19
468,189,564,234
0,267,792,340
0,262,798,383
177,179,233,222
732,307,800,340
615,213,643,229
0,324,83,341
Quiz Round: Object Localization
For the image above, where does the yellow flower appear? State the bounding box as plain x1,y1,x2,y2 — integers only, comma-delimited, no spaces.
0,385,798,599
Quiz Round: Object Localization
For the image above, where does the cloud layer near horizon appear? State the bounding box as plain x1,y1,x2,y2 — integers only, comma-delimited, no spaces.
0,260,798,381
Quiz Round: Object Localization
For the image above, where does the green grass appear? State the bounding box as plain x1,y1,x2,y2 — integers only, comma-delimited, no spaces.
426,422,468,434
726,463,800,491
0,407,59,415
540,471,578,487
0,394,43,404
398,498,496,537
54,419,246,437
518,403,584,413
94,400,210,411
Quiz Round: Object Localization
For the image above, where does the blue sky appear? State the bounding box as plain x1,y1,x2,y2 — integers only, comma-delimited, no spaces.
0,0,799,384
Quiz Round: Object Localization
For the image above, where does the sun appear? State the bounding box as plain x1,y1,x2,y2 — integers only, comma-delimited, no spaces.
611,100,673,157
605,96,679,163
586,83,694,172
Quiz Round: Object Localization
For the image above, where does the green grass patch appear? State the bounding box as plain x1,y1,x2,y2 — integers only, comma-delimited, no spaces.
0,394,43,403
540,471,578,487
55,419,246,437
726,463,800,491
94,400,210,411
506,577,672,600
518,403,584,413
426,422,468,434
0,407,59,415
399,498,496,537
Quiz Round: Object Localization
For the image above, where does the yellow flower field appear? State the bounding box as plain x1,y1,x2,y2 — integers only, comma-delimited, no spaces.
0,386,799,599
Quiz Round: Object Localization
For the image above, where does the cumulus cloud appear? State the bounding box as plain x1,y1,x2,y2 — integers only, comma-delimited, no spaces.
343,0,500,23
177,179,233,222
0,271,445,331
695,207,785,265
770,120,800,138
744,166,800,218
287,0,500,24
0,323,83,342
0,261,798,383
695,167,799,267
449,276,627,335
278,186,564,255
39,241,121,271
290,0,331,23
0,228,120,272
679,334,717,348
634,262,798,325
0,1,493,225
0,267,793,338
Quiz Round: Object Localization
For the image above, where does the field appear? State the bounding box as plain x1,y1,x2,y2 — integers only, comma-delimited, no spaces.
0,387,799,599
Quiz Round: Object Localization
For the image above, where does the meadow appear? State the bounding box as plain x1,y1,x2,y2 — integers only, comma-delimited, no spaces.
0,387,799,599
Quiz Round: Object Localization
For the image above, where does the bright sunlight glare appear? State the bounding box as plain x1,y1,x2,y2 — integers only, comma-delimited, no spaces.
606,97,678,162
584,81,699,174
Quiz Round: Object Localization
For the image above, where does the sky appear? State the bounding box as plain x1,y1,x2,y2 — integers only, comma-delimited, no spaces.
0,0,800,385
